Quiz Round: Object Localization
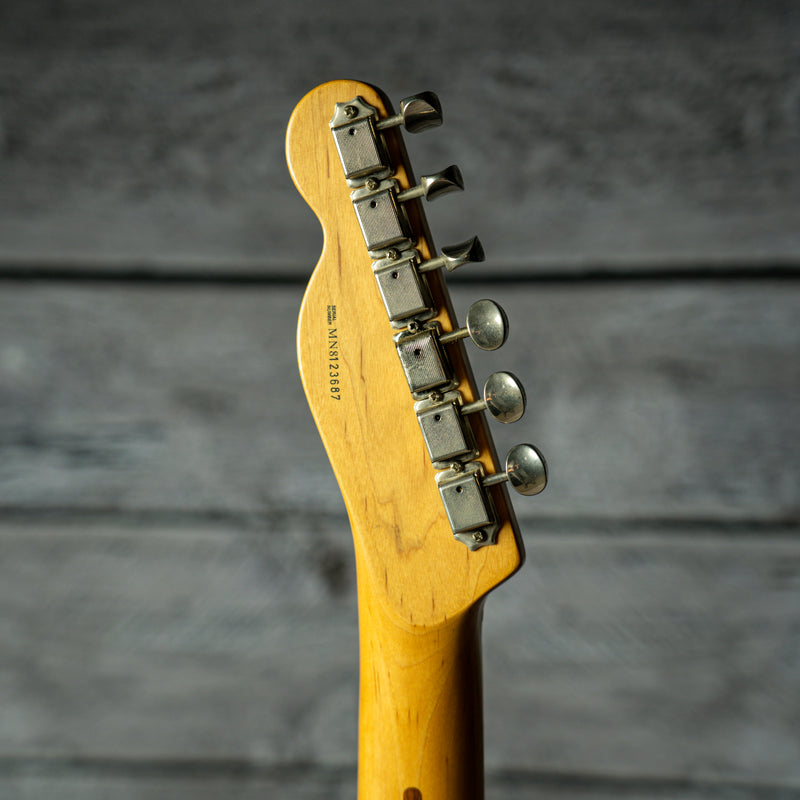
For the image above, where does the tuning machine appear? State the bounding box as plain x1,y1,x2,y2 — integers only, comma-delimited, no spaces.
350,167,463,254
415,372,526,466
437,445,547,550
372,238,486,328
436,461,500,550
394,300,509,396
329,91,443,185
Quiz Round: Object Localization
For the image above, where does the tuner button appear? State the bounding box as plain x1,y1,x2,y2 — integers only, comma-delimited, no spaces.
482,444,548,496
375,91,443,133
417,236,486,274
400,92,443,132
421,165,464,201
438,299,509,351
460,371,526,423
484,371,526,423
442,236,485,269
396,165,464,203
466,299,508,350
506,443,548,495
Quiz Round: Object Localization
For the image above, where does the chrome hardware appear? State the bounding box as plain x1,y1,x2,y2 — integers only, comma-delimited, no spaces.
372,249,435,325
329,90,547,552
439,443,548,551
461,371,526,424
329,97,391,184
330,97,377,129
375,91,443,133
330,92,443,185
482,444,548,496
394,325,455,396
435,462,500,550
417,236,485,274
439,299,509,351
414,390,479,465
396,166,464,203
350,169,463,253
415,372,524,465
351,179,413,252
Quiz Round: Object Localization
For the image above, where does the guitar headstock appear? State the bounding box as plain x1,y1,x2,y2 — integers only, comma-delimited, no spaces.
287,80,546,625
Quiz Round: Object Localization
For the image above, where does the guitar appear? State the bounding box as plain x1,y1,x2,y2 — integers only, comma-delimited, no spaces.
286,80,547,800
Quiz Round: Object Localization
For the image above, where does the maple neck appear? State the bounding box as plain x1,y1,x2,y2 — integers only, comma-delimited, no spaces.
357,575,484,800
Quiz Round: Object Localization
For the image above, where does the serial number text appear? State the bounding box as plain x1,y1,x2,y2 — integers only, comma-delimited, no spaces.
326,306,341,400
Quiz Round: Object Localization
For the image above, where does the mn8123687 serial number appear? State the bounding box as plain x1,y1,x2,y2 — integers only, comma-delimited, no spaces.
326,305,341,400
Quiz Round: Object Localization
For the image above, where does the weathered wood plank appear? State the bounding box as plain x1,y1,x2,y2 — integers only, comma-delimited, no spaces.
0,519,797,786
1,1,798,273
0,282,797,519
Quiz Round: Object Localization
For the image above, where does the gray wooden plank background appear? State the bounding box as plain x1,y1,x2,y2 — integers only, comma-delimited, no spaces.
1,0,799,274
1,520,798,782
1,0,799,798
0,283,797,519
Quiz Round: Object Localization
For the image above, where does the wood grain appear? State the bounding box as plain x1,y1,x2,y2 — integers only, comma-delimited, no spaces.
287,80,523,619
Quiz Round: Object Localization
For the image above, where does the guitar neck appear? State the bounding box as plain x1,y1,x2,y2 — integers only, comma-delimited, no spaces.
357,575,485,800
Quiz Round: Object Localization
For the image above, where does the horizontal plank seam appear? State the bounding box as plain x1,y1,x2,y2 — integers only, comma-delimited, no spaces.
0,507,797,537
0,758,798,796
0,263,799,285
492,767,800,798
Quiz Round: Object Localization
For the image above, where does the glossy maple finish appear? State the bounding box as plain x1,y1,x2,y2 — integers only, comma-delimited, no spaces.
287,80,523,800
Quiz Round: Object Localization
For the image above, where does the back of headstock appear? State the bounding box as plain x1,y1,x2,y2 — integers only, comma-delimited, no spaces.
286,80,546,628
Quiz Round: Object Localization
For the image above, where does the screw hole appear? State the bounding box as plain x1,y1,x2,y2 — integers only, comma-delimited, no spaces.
413,348,422,358
348,128,356,136
391,271,399,279
456,486,463,493
433,414,441,421
369,200,377,209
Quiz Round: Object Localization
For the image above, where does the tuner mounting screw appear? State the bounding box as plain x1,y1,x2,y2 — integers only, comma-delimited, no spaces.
387,248,400,260
472,530,487,543
450,461,465,473
344,105,358,118
429,390,443,402
407,320,420,333
366,177,379,190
